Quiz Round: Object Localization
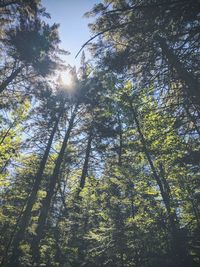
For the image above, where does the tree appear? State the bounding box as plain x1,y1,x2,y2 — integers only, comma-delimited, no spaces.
1,1,200,267
0,19,64,94
86,0,200,111
6,90,67,267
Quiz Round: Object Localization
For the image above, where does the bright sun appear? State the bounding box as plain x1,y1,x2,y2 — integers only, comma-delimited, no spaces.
60,71,72,86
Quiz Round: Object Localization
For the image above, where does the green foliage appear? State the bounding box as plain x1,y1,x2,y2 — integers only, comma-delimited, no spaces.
0,1,200,267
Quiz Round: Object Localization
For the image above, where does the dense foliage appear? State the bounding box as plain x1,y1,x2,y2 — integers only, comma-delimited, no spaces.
0,1,200,267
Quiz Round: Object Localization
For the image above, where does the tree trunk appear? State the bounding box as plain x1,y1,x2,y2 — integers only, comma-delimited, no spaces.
0,67,22,94
69,126,93,265
31,104,78,266
6,108,63,267
130,102,188,266
117,112,123,167
78,126,93,193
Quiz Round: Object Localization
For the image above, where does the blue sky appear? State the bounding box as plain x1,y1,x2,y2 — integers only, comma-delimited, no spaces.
42,0,100,68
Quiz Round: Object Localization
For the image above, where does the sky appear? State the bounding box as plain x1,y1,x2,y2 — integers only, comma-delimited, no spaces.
42,0,100,68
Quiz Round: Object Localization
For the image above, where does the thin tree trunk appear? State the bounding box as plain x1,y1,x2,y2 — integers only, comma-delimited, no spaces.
117,113,123,167
77,126,93,263
7,107,63,267
0,123,15,146
67,125,93,266
31,104,78,266
0,67,22,94
78,126,93,193
130,102,187,266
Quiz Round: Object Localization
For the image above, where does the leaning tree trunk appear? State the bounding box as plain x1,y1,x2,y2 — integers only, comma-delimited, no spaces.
117,112,123,167
68,125,93,266
130,102,189,267
155,35,200,110
31,104,78,266
0,67,22,94
6,107,64,267
78,126,93,194
77,125,93,257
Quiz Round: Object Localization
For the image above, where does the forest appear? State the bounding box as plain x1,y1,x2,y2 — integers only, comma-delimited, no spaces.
0,0,200,266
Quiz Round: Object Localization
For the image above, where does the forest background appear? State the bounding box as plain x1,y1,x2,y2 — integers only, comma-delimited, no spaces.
0,1,200,267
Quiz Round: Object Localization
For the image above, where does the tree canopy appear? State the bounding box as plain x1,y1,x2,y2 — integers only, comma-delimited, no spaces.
0,1,200,267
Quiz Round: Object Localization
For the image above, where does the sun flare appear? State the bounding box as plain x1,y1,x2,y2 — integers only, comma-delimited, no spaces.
60,71,72,86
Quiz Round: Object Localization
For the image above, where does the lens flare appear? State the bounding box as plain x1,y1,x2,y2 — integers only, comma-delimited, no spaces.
60,71,72,86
